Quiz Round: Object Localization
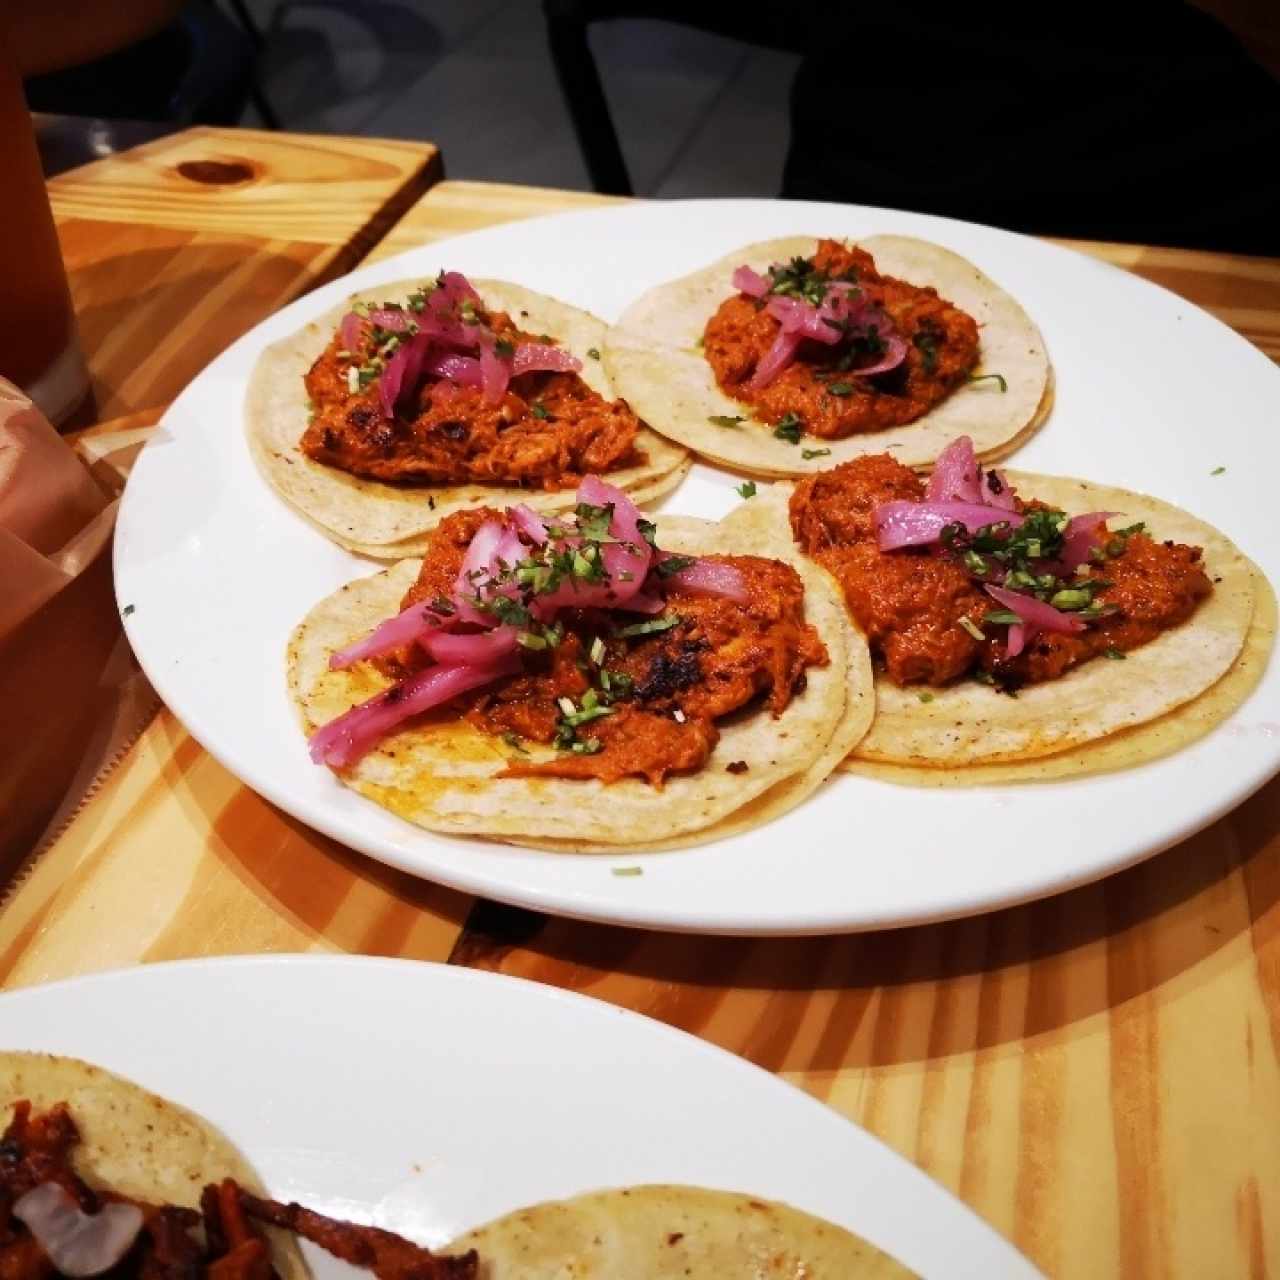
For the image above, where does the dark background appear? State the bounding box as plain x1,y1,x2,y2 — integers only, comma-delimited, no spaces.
18,1,1280,254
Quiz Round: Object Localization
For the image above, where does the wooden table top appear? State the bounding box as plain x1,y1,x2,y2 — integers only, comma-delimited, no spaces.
4,130,1280,1279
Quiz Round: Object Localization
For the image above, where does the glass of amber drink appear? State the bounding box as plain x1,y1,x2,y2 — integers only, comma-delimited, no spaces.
0,41,89,426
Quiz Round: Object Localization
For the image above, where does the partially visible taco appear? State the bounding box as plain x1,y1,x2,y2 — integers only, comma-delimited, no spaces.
448,1184,915,1277
0,1052,308,1280
0,1053,479,1280
288,479,871,849
722,438,1267,781
247,274,689,559
604,235,1051,479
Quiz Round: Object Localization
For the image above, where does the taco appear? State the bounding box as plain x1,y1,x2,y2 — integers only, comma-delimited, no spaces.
449,1184,914,1277
0,1052,477,1280
722,437,1269,781
247,273,689,559
288,478,872,850
0,1052,308,1280
603,235,1051,479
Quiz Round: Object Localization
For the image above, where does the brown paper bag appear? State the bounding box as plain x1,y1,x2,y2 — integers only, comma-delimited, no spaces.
0,377,116,639
0,379,153,878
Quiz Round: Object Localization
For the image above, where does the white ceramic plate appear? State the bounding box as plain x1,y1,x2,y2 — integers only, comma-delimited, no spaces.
115,199,1280,935
0,955,1037,1277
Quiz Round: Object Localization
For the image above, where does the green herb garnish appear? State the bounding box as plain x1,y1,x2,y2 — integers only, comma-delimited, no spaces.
1211,466,1226,476
501,731,528,753
827,382,853,397
983,609,1023,626
801,448,831,460
618,614,681,639
530,402,550,420
918,691,934,703
587,347,601,360
958,616,985,641
913,328,941,376
709,414,746,428
1103,647,1126,660
494,338,515,358
612,866,643,877
773,412,804,444
736,481,757,499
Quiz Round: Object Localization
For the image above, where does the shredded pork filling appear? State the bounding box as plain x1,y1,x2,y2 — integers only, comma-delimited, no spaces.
790,455,1212,689
386,508,828,785
703,240,981,440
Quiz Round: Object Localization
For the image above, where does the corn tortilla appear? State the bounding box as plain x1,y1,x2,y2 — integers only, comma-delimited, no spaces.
247,279,689,559
288,518,868,848
448,1184,915,1278
722,474,1263,776
603,235,1052,479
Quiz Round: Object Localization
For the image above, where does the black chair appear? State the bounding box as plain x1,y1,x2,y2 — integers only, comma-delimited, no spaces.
542,2,813,196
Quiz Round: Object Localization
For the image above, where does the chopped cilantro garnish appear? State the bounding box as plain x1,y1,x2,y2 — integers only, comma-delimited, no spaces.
530,402,550,420
500,731,528,753
1211,466,1226,476
967,372,1008,392
736,481,757,499
827,382,853,397
1049,588,1092,610
801,448,831,460
709,414,746,428
773,412,804,444
918,691,934,703
1103,647,1126,660
983,609,1023,626
494,338,515,358
766,256,831,306
913,328,941,376
574,501,616,544
618,614,680,639
636,518,658,546
121,603,136,618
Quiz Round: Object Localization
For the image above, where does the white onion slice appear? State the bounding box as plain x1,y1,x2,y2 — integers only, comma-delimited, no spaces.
14,1183,143,1278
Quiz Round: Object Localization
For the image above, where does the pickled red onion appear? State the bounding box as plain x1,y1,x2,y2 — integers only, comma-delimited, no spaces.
732,265,769,297
1006,622,1030,658
579,475,651,601
338,312,364,353
423,352,482,386
875,500,1024,551
329,599,448,670
926,436,982,503
984,585,1086,634
309,656,521,768
513,343,581,375
511,504,550,544
750,328,803,389
368,308,411,332
1059,512,1121,571
661,556,747,602
478,333,510,406
422,625,518,666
